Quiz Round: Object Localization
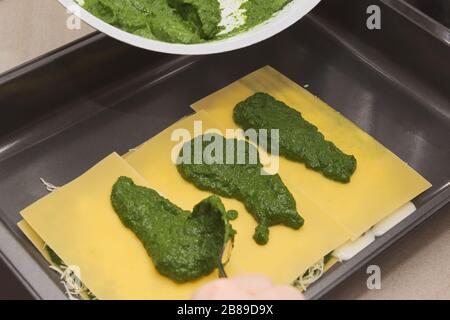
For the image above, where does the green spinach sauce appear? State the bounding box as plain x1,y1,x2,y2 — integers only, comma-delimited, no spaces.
177,134,304,245
238,0,292,33
111,176,237,283
82,0,292,44
234,93,357,183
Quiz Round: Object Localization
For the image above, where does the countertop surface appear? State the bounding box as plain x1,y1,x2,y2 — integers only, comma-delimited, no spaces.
0,0,449,300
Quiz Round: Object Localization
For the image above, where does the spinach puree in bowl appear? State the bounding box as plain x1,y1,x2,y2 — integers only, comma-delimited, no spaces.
80,0,293,44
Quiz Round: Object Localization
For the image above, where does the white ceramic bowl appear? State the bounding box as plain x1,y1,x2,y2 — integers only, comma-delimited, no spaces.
58,0,321,55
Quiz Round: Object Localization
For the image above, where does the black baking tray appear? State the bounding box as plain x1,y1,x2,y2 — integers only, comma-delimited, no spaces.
0,0,449,300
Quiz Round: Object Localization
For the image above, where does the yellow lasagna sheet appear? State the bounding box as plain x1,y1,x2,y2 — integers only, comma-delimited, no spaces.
20,153,220,300
125,111,350,284
18,219,97,300
18,220,49,263
191,66,431,239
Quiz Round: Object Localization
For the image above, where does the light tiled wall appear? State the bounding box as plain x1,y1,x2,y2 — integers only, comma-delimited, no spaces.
0,0,93,74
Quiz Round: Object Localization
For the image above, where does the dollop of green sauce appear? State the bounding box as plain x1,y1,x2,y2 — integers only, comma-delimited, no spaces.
111,177,237,283
82,0,293,44
234,93,357,183
177,134,304,245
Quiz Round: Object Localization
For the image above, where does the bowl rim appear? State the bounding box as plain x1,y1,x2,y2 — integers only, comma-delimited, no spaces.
58,0,322,55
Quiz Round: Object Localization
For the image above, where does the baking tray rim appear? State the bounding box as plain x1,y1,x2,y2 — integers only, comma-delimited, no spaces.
0,4,449,299
381,0,450,45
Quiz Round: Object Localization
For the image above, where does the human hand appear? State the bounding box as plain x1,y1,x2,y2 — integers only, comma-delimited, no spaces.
192,275,305,300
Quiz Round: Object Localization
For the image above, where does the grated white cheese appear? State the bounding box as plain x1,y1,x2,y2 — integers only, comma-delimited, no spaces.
49,265,83,300
217,0,248,35
293,258,325,292
40,178,60,193
48,252,96,300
